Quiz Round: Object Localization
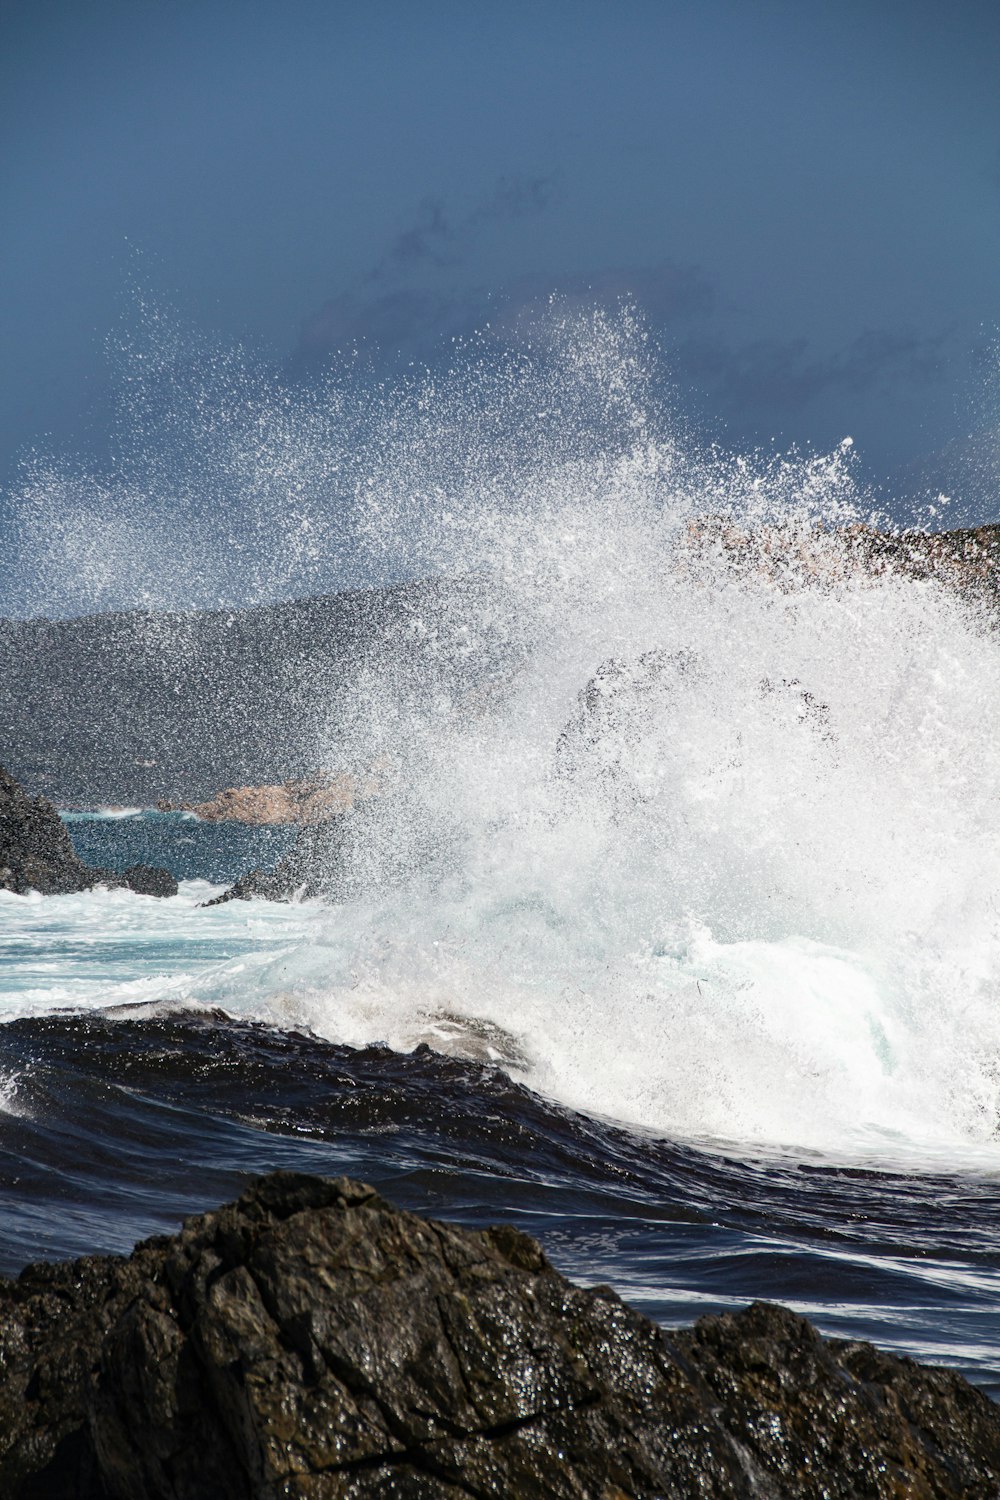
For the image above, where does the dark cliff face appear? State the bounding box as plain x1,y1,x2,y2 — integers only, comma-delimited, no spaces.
0,576,496,805
4,526,996,809
0,764,177,896
0,1170,997,1499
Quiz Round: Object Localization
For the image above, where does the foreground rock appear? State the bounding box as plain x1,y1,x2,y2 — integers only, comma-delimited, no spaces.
0,1171,997,1498
0,764,177,897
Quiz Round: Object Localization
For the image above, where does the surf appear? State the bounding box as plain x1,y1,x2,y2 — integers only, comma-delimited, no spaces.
7,304,1000,1164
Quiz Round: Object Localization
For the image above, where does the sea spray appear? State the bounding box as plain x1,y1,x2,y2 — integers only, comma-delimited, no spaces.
5,303,1000,1159
265,313,1000,1157
261,526,1000,1157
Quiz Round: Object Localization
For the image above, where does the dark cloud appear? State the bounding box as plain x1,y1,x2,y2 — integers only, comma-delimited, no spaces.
369,198,454,281
295,210,945,452
468,174,560,226
365,174,560,287
676,327,948,413
294,255,714,371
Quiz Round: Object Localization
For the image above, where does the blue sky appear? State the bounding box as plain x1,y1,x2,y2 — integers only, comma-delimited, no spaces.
3,0,1000,603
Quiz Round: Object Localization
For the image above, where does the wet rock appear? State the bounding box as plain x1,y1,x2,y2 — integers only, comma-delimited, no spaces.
0,763,90,894
200,817,346,905
0,1170,997,1498
0,763,175,897
203,795,457,908
122,863,179,898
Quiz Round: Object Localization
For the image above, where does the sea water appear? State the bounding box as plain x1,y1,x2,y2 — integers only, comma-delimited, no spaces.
1,306,999,1392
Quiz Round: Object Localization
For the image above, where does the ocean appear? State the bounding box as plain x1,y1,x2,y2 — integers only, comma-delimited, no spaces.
2,311,999,1402
1,760,999,1406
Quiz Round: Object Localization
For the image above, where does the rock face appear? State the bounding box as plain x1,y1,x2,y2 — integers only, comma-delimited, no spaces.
0,764,177,897
118,862,180,898
202,813,354,905
0,576,488,805
683,516,1000,604
0,1171,997,1499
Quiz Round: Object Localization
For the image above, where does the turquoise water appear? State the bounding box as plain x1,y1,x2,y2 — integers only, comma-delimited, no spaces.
62,808,297,884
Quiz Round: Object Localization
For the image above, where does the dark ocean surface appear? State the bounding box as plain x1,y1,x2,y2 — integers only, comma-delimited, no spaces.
0,814,996,1401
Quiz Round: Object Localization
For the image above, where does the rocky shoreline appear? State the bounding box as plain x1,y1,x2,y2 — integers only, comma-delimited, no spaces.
0,1170,996,1498
0,764,177,897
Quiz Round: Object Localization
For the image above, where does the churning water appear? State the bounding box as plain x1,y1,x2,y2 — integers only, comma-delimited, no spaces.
2,306,1000,1389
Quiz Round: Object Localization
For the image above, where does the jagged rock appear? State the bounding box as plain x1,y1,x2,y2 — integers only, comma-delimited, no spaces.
0,1171,997,1498
0,764,176,897
683,516,1000,606
201,816,349,905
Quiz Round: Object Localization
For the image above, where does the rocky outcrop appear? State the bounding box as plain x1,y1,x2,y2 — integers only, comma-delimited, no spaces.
158,773,367,826
0,764,177,897
0,1170,997,1499
118,862,180,898
0,576,486,805
202,813,358,905
202,794,454,908
684,516,1000,604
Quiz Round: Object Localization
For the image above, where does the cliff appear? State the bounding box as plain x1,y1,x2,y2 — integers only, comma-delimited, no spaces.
0,575,485,805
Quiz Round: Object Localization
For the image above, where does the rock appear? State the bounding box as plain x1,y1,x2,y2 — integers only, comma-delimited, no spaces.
160,773,365,826
122,863,179,898
200,818,347,905
0,1171,997,1498
683,515,1000,606
0,762,92,894
203,793,457,908
0,763,176,897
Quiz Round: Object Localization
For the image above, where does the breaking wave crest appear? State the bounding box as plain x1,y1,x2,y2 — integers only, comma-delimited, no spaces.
9,305,1000,1159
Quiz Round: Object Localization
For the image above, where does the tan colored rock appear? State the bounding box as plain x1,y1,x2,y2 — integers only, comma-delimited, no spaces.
683,516,1000,601
161,773,379,826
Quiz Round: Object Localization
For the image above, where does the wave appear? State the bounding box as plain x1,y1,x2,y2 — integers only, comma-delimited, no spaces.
60,807,144,822
9,306,1000,1163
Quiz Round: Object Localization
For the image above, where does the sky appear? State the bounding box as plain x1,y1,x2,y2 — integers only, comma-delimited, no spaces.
2,0,1000,610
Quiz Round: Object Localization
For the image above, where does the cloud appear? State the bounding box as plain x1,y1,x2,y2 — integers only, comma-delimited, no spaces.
296,174,720,371
676,327,947,413
365,174,560,287
294,256,714,371
369,199,454,281
467,174,560,226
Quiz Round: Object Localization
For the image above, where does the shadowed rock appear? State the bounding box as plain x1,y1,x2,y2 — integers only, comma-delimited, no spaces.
203,794,457,908
0,1170,997,1498
0,764,177,897
201,811,361,906
120,862,180,898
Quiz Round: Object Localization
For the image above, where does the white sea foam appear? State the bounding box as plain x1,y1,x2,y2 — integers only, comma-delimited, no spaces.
6,306,1000,1162
0,882,321,1022
60,807,143,822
